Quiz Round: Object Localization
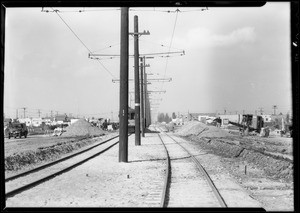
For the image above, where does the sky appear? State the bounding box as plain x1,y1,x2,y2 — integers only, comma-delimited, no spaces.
4,3,292,121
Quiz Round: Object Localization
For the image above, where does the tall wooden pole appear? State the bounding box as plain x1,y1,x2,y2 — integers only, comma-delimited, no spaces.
134,15,141,145
140,57,145,137
119,7,129,162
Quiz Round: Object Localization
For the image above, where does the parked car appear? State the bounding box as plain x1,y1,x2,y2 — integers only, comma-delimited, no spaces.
7,123,28,139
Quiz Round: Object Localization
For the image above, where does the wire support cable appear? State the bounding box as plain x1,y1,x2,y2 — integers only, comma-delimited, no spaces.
50,8,116,78
42,7,120,13
160,9,179,94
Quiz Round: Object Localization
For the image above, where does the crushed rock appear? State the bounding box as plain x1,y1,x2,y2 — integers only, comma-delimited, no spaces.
175,121,293,182
63,119,105,137
175,121,232,138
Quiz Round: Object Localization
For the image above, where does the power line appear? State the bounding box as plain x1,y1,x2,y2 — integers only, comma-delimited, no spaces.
48,8,116,78
52,8,92,52
139,39,184,51
42,7,120,13
90,38,134,54
130,7,209,13
158,9,180,100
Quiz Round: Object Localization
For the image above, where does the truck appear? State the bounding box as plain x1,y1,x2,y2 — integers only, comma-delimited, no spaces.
7,122,28,139
228,114,264,135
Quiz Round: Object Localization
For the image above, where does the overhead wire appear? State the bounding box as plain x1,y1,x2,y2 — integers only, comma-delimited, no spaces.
129,7,208,13
42,7,120,13
50,8,116,78
90,38,134,53
157,9,179,107
139,39,184,52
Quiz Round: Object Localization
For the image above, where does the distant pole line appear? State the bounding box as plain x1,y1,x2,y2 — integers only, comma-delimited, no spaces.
133,15,141,146
140,57,145,137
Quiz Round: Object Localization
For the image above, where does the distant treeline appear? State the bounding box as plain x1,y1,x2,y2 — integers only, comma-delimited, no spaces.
157,112,177,123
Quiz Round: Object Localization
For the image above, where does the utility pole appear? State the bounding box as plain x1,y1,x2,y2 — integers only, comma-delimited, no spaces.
259,107,263,115
140,57,145,137
147,90,166,94
272,105,277,115
112,77,172,83
38,109,41,118
144,70,149,127
16,109,18,119
129,16,150,146
119,7,129,163
133,15,141,146
22,107,26,118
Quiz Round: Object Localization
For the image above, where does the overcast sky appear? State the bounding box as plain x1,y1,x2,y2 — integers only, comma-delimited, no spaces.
4,3,292,120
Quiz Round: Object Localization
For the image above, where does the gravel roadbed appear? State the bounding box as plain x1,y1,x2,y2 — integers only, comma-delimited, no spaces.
6,132,266,208
6,133,166,207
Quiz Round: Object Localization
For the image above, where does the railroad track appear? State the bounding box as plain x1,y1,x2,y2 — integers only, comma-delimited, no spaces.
5,134,122,199
156,127,227,207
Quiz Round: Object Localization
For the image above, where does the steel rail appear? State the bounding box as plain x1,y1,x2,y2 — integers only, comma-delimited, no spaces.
5,138,122,199
157,133,171,208
162,132,228,207
5,134,120,182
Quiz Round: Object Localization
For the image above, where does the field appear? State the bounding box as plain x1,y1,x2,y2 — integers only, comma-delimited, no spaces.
4,119,116,175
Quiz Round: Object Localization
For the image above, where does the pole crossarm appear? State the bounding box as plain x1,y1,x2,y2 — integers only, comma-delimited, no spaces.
147,90,166,94
139,64,150,67
129,30,150,36
112,78,172,83
89,50,184,58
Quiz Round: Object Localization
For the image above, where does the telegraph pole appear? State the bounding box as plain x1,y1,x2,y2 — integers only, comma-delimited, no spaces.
16,109,18,119
22,107,26,118
133,15,141,146
119,7,129,163
259,107,263,115
129,16,150,145
38,109,41,118
272,105,277,115
140,57,145,137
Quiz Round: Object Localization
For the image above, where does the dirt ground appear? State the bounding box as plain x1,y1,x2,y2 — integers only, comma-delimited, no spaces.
4,121,294,210
174,121,294,211
4,132,118,176
4,119,115,173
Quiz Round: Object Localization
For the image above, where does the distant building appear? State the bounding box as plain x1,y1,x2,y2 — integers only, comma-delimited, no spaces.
31,117,43,127
42,117,54,125
197,114,216,124
18,118,32,126
55,114,70,125
219,114,243,126
172,118,184,125
261,114,272,123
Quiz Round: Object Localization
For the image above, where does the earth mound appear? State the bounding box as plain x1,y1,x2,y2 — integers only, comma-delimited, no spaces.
63,119,105,137
175,121,232,138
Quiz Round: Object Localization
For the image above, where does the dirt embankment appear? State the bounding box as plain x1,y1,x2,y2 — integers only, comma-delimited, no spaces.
63,119,105,137
5,119,112,172
175,121,293,182
5,136,94,171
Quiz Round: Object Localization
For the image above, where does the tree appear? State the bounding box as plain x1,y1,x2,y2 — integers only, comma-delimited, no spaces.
157,113,165,123
286,113,290,124
165,113,171,123
172,112,176,119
